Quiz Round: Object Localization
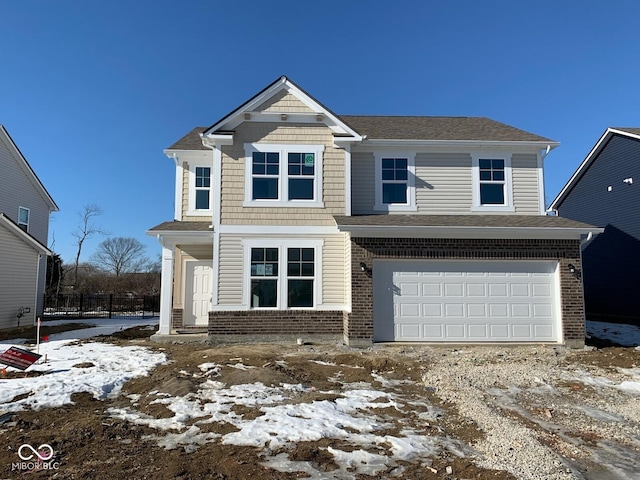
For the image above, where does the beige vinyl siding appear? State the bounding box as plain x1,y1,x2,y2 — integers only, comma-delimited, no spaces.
351,152,375,214
416,152,473,214
220,123,344,225
216,233,347,307
0,224,39,329
255,91,314,113
322,235,346,305
218,235,244,306
512,154,541,214
181,162,189,219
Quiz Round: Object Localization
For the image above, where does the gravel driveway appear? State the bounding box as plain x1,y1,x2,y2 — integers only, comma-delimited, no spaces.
413,344,640,479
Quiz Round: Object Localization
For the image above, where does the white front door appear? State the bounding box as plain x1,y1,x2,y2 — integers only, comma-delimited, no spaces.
185,261,212,326
373,260,560,343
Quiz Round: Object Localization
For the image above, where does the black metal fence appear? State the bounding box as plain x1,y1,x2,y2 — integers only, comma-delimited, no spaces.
44,293,160,319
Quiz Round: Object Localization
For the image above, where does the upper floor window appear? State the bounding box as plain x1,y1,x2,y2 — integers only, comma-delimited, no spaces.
18,207,29,232
244,143,324,207
187,164,212,215
195,167,211,210
374,152,416,211
472,154,514,211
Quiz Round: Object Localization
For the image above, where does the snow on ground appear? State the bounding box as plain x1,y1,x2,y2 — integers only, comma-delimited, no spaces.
0,340,166,410
586,319,640,347
1,318,639,478
108,361,471,477
0,316,159,345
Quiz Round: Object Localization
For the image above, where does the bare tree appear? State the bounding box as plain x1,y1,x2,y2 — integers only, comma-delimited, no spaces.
91,237,148,277
72,204,107,289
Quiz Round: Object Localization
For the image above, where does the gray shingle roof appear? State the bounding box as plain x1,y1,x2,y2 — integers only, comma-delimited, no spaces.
167,127,207,150
148,221,212,232
340,116,555,142
167,116,556,151
333,215,598,229
613,127,640,136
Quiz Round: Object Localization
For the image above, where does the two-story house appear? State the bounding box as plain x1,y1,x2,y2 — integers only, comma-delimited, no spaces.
550,127,640,323
0,125,58,330
149,76,600,348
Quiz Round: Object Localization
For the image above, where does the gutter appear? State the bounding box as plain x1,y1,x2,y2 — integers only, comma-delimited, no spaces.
336,224,604,240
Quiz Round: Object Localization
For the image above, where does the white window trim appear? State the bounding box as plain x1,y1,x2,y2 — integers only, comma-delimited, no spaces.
18,206,30,232
242,238,323,310
243,143,325,208
471,153,515,212
187,164,212,216
374,152,417,211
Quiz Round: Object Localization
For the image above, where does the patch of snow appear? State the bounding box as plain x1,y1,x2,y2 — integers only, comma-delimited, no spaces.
226,362,256,371
586,320,640,347
0,341,166,410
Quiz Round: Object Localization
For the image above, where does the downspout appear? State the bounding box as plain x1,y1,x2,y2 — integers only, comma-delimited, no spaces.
201,137,220,308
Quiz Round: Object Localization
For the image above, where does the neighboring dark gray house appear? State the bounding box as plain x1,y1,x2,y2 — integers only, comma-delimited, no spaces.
0,125,58,330
549,127,640,323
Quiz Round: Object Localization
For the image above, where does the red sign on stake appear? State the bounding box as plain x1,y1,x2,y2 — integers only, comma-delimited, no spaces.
0,346,42,371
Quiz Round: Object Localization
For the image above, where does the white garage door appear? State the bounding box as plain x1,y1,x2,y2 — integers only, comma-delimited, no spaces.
373,260,560,343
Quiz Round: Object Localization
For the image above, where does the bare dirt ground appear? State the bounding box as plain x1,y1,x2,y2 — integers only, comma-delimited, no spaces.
1,326,639,480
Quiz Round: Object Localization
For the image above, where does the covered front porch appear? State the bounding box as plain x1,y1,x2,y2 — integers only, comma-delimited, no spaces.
146,221,214,338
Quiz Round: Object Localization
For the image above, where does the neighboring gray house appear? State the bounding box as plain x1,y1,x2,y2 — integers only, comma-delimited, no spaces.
0,125,58,330
549,127,640,323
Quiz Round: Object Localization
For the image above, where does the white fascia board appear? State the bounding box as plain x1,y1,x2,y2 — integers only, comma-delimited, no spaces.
336,225,604,240
549,128,636,210
0,214,51,255
164,149,211,159
145,230,213,247
203,77,362,139
356,139,559,152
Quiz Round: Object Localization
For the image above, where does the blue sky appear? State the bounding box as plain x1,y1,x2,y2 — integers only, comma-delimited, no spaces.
2,1,639,264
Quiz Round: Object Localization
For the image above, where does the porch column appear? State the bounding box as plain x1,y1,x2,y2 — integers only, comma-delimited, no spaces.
158,244,174,335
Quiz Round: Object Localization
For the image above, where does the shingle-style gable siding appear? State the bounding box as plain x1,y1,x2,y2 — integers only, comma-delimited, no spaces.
219,122,344,225
255,91,314,113
557,134,640,240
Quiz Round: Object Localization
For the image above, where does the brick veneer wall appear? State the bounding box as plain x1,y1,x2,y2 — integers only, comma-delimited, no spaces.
346,237,585,347
171,309,183,330
208,310,344,336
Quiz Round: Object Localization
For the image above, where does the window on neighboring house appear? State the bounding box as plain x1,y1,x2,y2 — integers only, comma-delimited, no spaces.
245,144,324,207
472,154,513,211
18,207,29,232
250,247,279,307
479,159,505,204
374,153,416,211
252,152,280,200
287,248,314,307
195,167,211,210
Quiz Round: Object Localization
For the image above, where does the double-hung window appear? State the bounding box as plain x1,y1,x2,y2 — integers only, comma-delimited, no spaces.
18,207,29,232
245,240,322,309
188,164,212,215
374,152,416,211
287,248,314,307
250,247,279,308
472,154,514,211
195,167,211,209
244,144,324,207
